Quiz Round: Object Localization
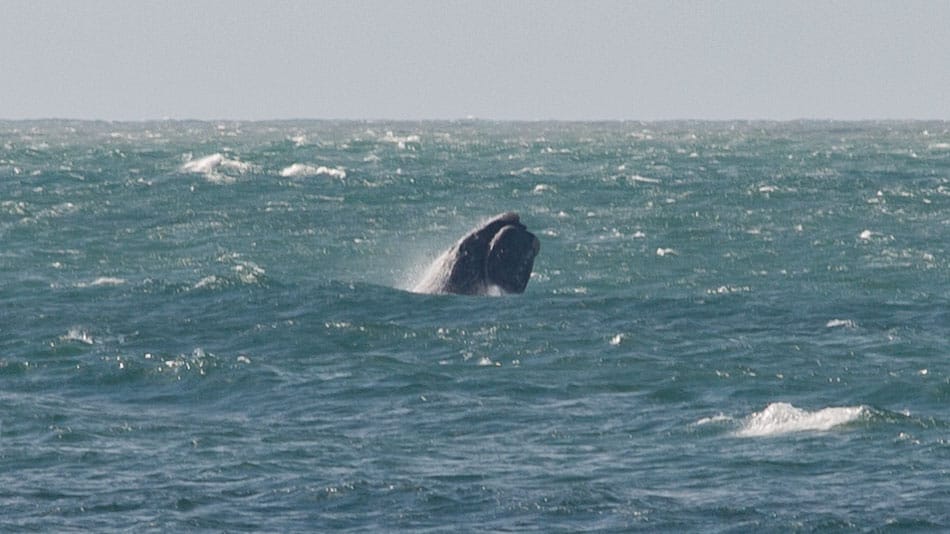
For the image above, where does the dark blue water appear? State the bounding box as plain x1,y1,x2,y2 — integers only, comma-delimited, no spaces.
1,120,948,531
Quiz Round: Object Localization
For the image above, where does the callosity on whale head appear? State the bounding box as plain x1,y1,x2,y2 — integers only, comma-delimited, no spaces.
414,212,540,296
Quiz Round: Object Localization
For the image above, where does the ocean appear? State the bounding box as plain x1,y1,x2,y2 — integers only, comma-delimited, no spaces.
1,120,948,531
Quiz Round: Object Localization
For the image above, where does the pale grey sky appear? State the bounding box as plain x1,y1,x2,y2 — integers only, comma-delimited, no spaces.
2,0,949,121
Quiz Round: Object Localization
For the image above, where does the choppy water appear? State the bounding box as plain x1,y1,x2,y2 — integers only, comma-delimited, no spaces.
1,120,948,531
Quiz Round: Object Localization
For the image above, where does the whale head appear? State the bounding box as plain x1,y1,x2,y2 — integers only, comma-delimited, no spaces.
415,212,540,295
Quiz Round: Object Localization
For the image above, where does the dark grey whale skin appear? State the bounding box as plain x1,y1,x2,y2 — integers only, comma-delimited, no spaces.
415,212,540,295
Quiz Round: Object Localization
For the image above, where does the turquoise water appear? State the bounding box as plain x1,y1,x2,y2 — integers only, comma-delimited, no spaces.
1,120,948,531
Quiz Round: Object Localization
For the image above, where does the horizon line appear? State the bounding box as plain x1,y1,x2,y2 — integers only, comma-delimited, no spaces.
3,116,950,124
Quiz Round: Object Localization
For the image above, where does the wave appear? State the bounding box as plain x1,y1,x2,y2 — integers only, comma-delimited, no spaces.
735,402,867,437
279,163,346,179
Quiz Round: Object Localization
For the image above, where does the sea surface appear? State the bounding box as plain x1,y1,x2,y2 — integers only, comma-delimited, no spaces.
1,120,948,531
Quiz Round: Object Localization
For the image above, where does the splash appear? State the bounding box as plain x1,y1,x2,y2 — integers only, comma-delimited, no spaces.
409,247,453,294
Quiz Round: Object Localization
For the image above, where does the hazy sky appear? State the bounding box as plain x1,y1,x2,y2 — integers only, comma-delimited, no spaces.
2,1,949,121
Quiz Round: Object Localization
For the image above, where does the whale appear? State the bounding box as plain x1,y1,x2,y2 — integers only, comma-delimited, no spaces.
414,212,540,295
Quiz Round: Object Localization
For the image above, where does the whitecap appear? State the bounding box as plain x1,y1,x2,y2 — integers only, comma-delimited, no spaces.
279,163,346,179
532,184,555,194
180,153,250,183
193,275,220,289
61,327,94,345
32,202,79,221
477,356,501,367
826,318,856,329
510,166,545,176
157,347,214,376
694,413,733,426
77,277,127,288
181,153,228,173
1,200,31,216
706,285,750,295
233,260,266,284
735,402,866,437
628,174,661,184
381,131,421,150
